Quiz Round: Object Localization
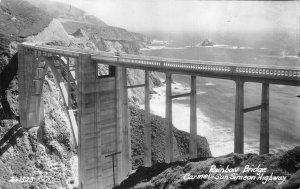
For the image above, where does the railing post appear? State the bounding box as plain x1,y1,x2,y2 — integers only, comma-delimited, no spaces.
260,83,269,154
165,72,173,163
144,71,152,166
234,79,244,154
190,76,197,159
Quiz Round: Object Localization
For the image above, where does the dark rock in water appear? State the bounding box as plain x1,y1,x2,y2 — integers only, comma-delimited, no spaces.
200,39,215,47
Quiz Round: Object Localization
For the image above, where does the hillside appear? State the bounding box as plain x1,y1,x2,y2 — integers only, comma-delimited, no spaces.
0,0,149,53
0,0,53,37
115,146,300,189
130,106,211,169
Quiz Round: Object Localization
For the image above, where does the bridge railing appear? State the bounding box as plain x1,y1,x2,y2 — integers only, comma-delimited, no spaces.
21,44,300,82
96,54,300,81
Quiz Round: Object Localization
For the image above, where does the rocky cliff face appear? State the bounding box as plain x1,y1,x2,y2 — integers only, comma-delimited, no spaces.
0,74,77,189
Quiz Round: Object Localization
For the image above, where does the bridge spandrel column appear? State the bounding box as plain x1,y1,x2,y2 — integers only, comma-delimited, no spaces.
260,83,269,154
165,72,173,163
190,76,197,159
234,80,244,154
144,71,151,167
116,67,131,181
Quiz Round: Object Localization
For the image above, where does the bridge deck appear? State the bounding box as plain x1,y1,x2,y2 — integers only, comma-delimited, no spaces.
22,43,300,86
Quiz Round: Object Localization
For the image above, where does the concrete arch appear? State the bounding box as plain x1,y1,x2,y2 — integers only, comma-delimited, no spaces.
27,55,78,147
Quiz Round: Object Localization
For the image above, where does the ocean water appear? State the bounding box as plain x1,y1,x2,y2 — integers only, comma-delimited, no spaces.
141,38,300,157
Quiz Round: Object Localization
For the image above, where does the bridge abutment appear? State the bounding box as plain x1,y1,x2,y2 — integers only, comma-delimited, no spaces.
18,46,46,128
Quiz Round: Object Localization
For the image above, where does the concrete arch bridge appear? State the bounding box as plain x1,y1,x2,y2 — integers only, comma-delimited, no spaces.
18,44,300,189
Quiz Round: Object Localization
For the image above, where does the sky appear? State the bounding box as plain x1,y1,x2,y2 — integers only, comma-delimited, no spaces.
49,0,299,33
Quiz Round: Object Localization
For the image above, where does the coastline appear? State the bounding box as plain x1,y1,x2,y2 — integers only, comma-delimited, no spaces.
143,77,293,157
143,78,237,156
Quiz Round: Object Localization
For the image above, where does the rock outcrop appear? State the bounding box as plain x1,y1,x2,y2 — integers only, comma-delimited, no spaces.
26,19,70,44
199,39,216,47
0,70,77,189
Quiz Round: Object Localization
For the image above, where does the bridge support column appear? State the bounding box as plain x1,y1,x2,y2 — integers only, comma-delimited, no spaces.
77,54,102,189
18,45,32,128
190,76,197,159
165,72,173,163
116,67,131,179
260,83,269,154
144,71,152,167
18,46,45,128
234,79,244,154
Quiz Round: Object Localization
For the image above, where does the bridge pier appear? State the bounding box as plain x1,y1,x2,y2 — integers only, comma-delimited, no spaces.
165,74,198,162
18,46,46,128
235,80,270,155
260,83,269,154
77,55,131,189
190,76,197,159
144,71,152,167
116,67,131,180
77,53,101,189
165,72,173,163
234,79,244,154
18,46,33,128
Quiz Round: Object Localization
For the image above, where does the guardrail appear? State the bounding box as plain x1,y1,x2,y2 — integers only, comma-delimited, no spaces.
21,44,300,82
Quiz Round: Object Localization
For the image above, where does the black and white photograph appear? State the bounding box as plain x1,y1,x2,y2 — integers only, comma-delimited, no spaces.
0,0,299,188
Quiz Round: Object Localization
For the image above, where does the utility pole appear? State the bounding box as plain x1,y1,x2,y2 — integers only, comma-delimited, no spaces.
105,152,121,187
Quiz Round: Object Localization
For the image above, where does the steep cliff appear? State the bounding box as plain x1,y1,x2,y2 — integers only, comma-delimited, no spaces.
0,73,77,189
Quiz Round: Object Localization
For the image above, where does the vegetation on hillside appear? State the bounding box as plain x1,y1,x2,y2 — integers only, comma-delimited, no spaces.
130,106,211,169
115,146,300,189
